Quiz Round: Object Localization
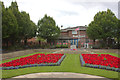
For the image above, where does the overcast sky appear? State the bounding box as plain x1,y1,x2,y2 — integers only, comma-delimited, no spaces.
1,0,119,29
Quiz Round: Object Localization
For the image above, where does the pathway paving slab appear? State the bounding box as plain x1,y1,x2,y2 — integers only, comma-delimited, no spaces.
12,72,111,80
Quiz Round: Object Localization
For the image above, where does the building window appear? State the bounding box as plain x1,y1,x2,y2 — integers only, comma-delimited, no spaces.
72,30,77,34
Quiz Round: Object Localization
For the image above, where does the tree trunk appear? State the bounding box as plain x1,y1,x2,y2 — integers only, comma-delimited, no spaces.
11,40,15,46
6,41,8,48
17,39,21,45
39,40,41,45
103,38,107,48
24,38,27,46
117,37,120,49
47,39,51,45
93,39,95,45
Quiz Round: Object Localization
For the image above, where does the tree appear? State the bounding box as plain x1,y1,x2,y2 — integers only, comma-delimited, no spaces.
2,1,37,47
9,1,19,16
37,14,60,43
9,2,37,45
86,21,101,45
2,2,18,46
115,19,120,48
9,1,22,43
87,9,118,48
20,11,37,45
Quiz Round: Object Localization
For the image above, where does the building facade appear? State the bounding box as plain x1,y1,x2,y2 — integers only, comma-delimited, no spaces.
58,26,93,48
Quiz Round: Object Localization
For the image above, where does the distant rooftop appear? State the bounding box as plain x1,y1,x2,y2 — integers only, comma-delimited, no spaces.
61,26,87,32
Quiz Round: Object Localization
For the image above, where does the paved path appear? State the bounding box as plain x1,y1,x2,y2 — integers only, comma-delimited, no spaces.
1,49,59,60
12,72,111,79
2,49,119,60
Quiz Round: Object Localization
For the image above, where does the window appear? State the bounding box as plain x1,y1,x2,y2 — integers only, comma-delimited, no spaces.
72,30,77,34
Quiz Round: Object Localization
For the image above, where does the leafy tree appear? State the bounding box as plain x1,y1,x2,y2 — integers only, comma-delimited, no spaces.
2,2,18,46
30,20,37,38
87,9,118,48
86,21,101,45
2,1,37,48
20,11,37,45
2,9,18,45
37,14,60,43
116,19,120,48
9,1,22,43
9,1,19,16
9,2,37,45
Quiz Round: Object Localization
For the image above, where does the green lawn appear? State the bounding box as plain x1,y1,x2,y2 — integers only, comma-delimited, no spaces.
97,53,119,58
1,52,119,79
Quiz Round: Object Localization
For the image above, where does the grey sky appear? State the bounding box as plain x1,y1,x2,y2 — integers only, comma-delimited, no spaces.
1,0,119,29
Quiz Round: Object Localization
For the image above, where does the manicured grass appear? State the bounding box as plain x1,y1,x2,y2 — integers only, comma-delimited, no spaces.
1,52,119,80
96,53,119,58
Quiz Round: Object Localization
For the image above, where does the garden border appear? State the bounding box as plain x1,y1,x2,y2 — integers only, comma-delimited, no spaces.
0,54,66,70
80,54,120,72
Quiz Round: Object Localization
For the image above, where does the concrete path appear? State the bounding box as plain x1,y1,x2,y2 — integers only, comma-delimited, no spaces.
12,72,111,79
2,48,119,60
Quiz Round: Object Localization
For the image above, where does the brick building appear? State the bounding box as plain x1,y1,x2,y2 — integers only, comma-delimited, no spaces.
58,26,93,48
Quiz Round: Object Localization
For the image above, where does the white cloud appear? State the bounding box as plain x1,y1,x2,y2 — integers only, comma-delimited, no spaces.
1,0,118,29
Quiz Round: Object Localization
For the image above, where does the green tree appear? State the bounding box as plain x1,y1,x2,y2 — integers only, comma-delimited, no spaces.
20,11,37,45
9,1,22,43
9,1,37,46
2,6,18,46
116,19,120,48
37,14,60,43
86,21,101,45
9,1,19,16
2,1,37,48
87,9,118,48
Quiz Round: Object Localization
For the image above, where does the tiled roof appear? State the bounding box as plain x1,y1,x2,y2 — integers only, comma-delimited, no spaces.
61,26,87,32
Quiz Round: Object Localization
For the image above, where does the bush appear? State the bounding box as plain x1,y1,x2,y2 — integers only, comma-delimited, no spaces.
56,45,61,48
50,45,55,49
56,44,68,48
92,44,101,49
62,45,68,48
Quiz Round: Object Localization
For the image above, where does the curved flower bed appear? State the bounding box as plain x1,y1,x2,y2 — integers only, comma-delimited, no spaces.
0,53,66,70
80,54,120,72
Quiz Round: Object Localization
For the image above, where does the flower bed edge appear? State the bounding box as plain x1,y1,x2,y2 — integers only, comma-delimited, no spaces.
80,54,120,72
1,54,66,70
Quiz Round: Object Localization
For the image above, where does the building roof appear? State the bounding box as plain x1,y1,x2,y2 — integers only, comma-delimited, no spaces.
61,26,87,32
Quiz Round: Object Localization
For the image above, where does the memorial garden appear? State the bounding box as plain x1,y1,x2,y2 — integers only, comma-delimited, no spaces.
1,1,120,80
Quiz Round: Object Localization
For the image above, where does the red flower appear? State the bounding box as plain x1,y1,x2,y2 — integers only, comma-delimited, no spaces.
1,53,64,67
81,54,120,68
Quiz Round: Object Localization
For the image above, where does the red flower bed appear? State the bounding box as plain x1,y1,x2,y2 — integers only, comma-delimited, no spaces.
0,53,64,68
81,54,120,68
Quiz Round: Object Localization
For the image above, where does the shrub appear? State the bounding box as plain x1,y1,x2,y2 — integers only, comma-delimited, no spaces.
56,44,68,48
92,44,101,49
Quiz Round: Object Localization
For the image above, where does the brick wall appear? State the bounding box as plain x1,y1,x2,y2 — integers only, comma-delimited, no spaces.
61,30,88,39
61,32,68,36
60,27,95,48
